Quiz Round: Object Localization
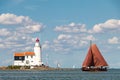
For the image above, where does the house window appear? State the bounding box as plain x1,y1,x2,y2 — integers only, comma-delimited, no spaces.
27,56,28,58
14,56,25,60
19,57,22,59
31,56,33,58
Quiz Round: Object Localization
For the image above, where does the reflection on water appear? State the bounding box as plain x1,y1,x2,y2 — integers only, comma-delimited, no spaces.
0,69,120,80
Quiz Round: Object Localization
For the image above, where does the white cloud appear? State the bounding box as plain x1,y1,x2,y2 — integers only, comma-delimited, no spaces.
69,22,75,26
52,22,89,53
0,28,11,36
117,46,120,49
91,19,120,33
82,35,96,41
92,24,103,33
43,34,95,54
0,13,44,51
18,23,43,33
58,34,71,40
26,24,43,32
0,13,32,25
24,46,33,51
0,44,4,48
54,22,87,33
42,41,50,50
0,13,44,33
108,37,119,44
43,22,97,54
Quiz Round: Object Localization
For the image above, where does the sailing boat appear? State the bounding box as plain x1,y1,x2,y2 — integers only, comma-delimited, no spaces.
82,43,108,71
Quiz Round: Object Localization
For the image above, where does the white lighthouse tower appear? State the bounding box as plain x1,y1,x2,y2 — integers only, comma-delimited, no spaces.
34,38,43,66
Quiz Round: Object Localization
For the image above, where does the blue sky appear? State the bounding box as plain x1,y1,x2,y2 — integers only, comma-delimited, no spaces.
0,0,120,68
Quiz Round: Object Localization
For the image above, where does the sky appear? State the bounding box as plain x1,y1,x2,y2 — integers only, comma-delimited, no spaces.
0,0,120,68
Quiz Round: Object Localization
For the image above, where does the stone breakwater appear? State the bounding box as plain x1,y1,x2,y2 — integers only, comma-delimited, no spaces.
0,66,78,71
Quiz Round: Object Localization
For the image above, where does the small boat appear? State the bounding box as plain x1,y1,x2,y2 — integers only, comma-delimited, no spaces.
82,43,108,71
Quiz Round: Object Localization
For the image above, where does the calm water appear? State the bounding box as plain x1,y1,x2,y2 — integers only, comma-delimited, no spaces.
0,69,120,80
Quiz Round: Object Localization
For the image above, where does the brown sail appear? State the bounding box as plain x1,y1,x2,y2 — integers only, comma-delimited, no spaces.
82,44,108,71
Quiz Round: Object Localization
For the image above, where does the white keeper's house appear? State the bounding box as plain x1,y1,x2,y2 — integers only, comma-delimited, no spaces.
14,38,43,67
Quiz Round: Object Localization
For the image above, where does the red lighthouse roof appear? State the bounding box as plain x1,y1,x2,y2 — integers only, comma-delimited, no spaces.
36,38,39,42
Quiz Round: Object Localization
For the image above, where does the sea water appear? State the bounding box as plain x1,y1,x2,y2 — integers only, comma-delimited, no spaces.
0,69,120,80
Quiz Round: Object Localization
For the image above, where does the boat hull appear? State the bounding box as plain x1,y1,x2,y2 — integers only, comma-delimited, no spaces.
81,67,107,71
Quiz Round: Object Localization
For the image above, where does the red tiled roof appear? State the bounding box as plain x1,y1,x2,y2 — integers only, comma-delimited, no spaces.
14,52,25,56
14,52,35,56
25,52,35,55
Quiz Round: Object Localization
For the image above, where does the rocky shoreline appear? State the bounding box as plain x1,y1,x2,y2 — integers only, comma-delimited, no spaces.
0,65,53,70
0,65,79,71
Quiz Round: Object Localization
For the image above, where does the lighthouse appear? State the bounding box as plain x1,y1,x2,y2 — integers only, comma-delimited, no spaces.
34,38,43,66
14,38,43,67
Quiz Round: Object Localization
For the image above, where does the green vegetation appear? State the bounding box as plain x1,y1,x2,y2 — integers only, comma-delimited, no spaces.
7,65,30,69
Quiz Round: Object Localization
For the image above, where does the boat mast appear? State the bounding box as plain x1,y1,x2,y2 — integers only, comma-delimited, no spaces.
90,40,94,67
90,40,92,47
